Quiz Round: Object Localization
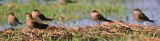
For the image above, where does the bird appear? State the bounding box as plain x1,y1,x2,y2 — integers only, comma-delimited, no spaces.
91,10,112,25
25,13,49,29
133,8,154,25
32,9,52,22
58,0,76,4
8,12,22,27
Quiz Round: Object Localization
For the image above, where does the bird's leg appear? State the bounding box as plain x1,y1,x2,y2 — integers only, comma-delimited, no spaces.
14,26,17,30
98,22,100,25
138,22,140,25
11,26,15,30
96,22,100,25
96,22,98,25
11,26,14,29
138,22,141,28
152,22,156,26
11,26,13,28
144,22,147,26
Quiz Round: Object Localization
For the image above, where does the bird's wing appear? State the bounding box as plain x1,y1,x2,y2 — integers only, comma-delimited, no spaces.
139,13,150,21
38,13,52,21
14,17,20,23
97,14,112,22
32,20,48,29
32,20,39,25
37,13,47,20
97,14,106,20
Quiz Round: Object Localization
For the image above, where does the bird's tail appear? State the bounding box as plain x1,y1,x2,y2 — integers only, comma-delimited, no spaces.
148,20,156,26
103,19,113,22
148,20,154,22
45,18,53,21
68,1,77,3
19,23,23,25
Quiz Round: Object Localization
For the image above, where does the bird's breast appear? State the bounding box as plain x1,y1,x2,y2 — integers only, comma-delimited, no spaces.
26,18,33,26
32,13,37,18
91,13,98,21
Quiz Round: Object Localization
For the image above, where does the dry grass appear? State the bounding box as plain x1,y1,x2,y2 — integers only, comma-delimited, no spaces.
0,20,160,41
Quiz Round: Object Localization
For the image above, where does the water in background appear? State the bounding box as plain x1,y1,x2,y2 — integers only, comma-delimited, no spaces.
0,0,160,30
63,0,160,27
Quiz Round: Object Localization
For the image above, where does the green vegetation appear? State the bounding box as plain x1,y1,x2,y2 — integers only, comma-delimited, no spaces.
0,0,124,23
0,0,159,41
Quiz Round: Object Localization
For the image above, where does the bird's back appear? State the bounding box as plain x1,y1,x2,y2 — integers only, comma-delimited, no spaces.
139,12,150,21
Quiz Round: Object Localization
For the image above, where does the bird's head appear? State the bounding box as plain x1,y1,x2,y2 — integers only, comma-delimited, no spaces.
25,13,32,17
9,12,14,16
134,8,142,12
32,9,39,14
91,10,99,15
92,10,97,13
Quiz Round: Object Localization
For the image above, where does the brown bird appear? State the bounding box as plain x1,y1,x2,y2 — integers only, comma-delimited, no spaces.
8,13,22,27
26,13,49,29
91,10,112,25
32,9,52,22
133,8,154,24
59,0,76,4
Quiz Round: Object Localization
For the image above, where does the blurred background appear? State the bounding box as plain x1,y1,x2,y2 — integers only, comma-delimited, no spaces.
0,0,160,30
